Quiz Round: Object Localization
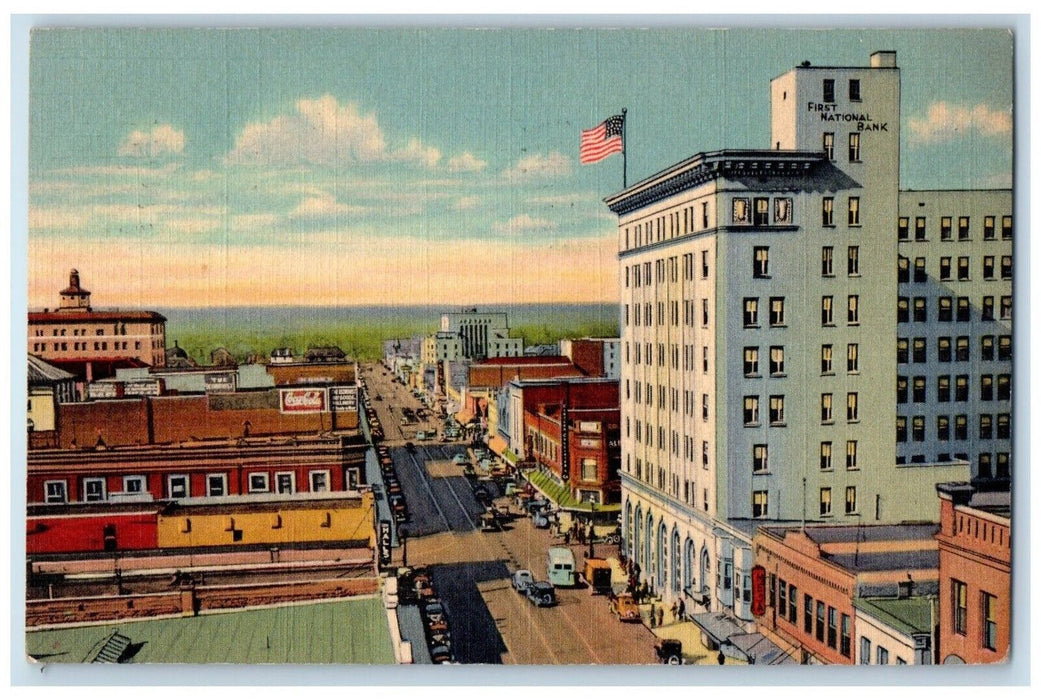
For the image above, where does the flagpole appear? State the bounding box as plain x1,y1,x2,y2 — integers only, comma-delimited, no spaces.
621,108,628,189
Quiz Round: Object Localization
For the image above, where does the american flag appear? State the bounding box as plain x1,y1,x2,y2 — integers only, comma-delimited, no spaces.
580,114,624,165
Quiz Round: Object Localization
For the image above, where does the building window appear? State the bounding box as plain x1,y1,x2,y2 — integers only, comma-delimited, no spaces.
912,338,927,363
847,295,859,325
848,197,860,226
941,216,953,240
1002,215,1013,239
939,297,952,322
915,217,927,240
897,376,908,404
743,298,759,327
752,490,769,518
982,297,995,321
998,335,1012,361
898,217,909,240
805,595,814,635
310,470,331,492
821,393,834,423
897,338,908,364
983,256,995,279
1001,255,1012,280
897,255,908,283
843,441,858,471
997,374,1011,401
821,344,834,374
769,396,785,426
980,414,993,440
841,614,852,658
844,486,857,515
819,487,832,516
702,394,709,421
123,475,146,494
847,343,859,373
981,374,994,401
912,376,926,402
939,257,952,280
957,256,970,281
1000,296,1012,320
275,472,296,494
82,477,106,502
958,216,970,240
821,296,834,326
937,416,950,441
820,442,833,471
207,474,227,497
778,579,788,617
44,480,67,504
846,392,858,422
822,246,835,277
753,445,769,473
827,606,838,649
769,297,785,327
249,473,270,493
860,637,872,665
982,592,998,651
955,414,969,440
816,601,826,642
897,297,909,323
168,475,189,499
753,246,770,278
955,375,969,402
938,338,952,363
770,346,785,376
847,246,860,276
913,297,927,323
701,250,710,278
848,132,861,162
956,336,970,362
732,198,750,224
848,78,861,101
877,646,889,665
823,132,834,160
754,197,770,226
896,416,907,442
822,197,834,227
743,396,760,426
997,413,1011,440
823,78,835,103
957,297,970,322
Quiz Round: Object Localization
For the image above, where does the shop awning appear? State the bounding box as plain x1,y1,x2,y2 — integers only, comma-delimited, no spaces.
721,632,797,666
487,434,509,456
690,611,744,646
454,409,474,425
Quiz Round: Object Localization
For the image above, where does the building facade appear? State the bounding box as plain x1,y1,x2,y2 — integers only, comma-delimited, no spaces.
440,308,522,359
607,51,985,624
935,482,1010,664
28,269,167,375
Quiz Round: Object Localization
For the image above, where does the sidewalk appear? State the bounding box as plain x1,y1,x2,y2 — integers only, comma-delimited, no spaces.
603,555,745,666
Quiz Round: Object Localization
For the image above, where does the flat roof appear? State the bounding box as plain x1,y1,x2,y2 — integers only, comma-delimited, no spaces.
853,596,934,636
824,549,939,573
26,596,395,664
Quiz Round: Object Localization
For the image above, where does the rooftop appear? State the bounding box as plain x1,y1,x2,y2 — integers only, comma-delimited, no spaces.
853,596,934,637
29,309,167,322
824,549,939,573
26,597,394,663
27,354,75,384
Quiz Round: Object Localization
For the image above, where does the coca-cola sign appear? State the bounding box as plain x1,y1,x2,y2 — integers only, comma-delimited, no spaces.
279,388,327,413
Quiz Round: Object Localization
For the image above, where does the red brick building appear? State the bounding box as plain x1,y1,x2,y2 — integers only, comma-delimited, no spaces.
753,524,939,664
28,434,366,505
517,379,621,505
935,482,1011,664
467,355,585,390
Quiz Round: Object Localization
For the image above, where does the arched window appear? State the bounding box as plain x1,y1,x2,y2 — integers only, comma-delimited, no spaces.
699,546,711,595
684,538,695,592
633,506,643,569
624,501,633,558
671,529,681,593
645,512,654,583
657,520,667,590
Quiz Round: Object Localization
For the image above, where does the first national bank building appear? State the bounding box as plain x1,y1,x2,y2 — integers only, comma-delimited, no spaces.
607,52,1012,624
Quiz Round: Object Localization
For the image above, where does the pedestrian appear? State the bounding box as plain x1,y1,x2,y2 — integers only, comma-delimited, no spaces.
649,603,657,628
564,531,571,545
717,650,726,665
670,601,678,621
633,562,641,578
657,606,664,628
677,598,686,621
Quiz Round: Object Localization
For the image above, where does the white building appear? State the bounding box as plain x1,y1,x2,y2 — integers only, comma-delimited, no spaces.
606,51,990,624
440,308,522,360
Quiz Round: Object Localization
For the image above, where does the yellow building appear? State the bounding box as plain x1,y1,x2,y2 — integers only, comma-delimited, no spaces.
157,492,376,550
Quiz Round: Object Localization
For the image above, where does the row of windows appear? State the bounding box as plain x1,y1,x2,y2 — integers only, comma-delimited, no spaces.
898,296,1011,323
42,470,332,504
897,414,1011,442
624,300,712,328
731,197,793,226
952,580,1000,651
898,215,1012,241
897,335,1012,364
624,343,710,374
898,254,1012,282
753,440,859,475
821,130,863,163
742,345,801,377
627,456,710,511
822,77,862,104
859,637,904,665
624,203,712,249
772,572,854,658
32,340,139,353
625,252,712,287
897,375,1012,403
742,297,797,327
41,323,134,337
818,392,861,423
742,395,787,426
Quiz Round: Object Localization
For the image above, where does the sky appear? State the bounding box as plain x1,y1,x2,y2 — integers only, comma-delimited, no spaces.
26,26,1014,308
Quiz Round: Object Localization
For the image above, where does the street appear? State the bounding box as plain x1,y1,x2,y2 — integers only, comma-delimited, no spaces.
360,363,660,665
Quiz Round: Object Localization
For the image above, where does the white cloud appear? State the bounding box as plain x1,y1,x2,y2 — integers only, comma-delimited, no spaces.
289,192,373,218
225,94,442,169
502,151,571,180
50,163,182,178
908,102,1012,143
447,152,488,172
118,124,186,157
493,214,558,234
452,195,480,211
527,192,595,206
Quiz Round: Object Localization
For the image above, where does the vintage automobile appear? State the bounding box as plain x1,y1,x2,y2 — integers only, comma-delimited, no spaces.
655,638,683,665
511,569,535,594
526,581,556,607
609,592,641,622
428,644,454,664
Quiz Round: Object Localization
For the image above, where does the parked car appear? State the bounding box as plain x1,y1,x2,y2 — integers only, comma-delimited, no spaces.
655,638,683,665
609,592,641,622
479,512,503,532
452,454,469,465
526,581,556,607
532,512,550,529
428,644,453,664
511,569,535,594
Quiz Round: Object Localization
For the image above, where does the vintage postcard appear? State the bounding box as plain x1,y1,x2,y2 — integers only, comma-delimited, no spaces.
22,24,1014,671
